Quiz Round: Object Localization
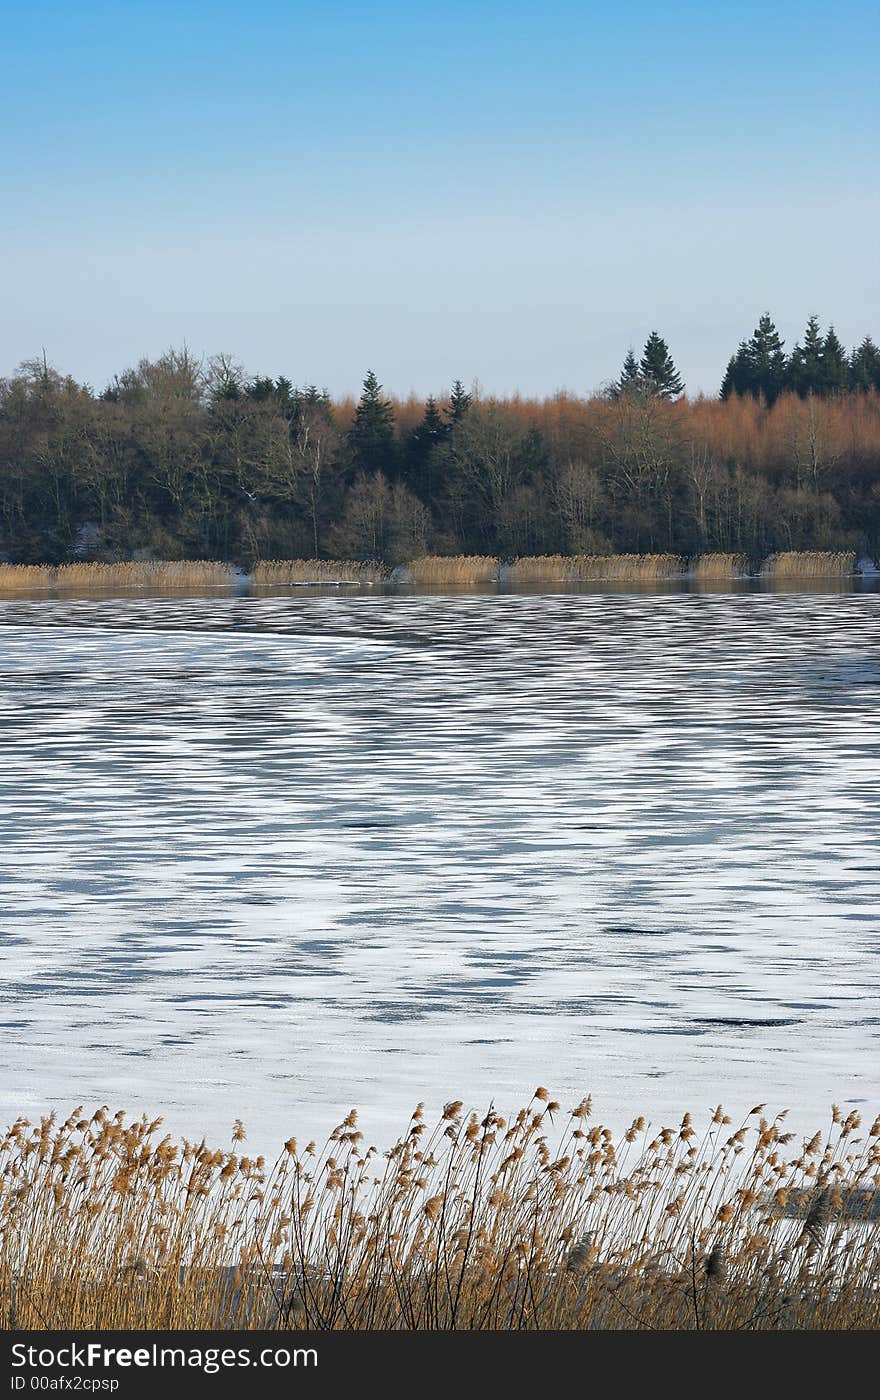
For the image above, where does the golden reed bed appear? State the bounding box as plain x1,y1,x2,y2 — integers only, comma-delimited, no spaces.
689,552,750,580
0,561,233,592
0,564,55,590
0,551,865,594
404,555,499,584
1,1095,877,1330
503,554,683,583
251,559,387,585
764,551,857,578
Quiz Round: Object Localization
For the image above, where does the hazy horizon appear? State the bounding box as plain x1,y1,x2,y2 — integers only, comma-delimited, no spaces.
3,0,878,398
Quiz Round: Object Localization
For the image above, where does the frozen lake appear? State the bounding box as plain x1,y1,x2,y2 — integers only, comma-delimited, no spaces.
0,588,878,1151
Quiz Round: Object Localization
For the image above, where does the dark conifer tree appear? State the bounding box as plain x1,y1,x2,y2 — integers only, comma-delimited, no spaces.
639,331,684,398
246,375,276,402
349,370,397,475
404,396,448,497
296,384,332,416
246,376,309,417
720,342,752,399
820,326,849,394
448,379,472,422
615,348,643,397
789,315,825,397
412,396,447,452
273,376,297,417
850,336,880,392
744,313,787,404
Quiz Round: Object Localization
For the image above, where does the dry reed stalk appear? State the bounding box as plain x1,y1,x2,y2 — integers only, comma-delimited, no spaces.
764,551,857,579
598,553,684,581
689,553,750,579
502,555,582,582
54,561,233,590
405,555,499,584
0,564,55,591
504,554,684,583
1,1098,877,1331
251,559,388,585
0,561,234,593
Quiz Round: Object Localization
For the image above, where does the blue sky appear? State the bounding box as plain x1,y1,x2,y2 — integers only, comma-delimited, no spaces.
2,1,878,396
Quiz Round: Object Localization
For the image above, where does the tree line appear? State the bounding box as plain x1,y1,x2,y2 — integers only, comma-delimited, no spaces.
614,316,880,404
1,319,879,568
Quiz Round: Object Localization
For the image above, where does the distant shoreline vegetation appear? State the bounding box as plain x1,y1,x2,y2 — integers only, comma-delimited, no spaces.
2,313,880,569
0,551,870,595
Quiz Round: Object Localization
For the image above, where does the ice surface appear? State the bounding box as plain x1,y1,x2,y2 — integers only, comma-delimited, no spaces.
0,589,877,1152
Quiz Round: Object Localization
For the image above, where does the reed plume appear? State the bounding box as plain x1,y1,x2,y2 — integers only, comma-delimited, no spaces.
0,1097,877,1331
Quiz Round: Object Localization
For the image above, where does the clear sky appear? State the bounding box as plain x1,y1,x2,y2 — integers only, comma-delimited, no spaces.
2,0,878,397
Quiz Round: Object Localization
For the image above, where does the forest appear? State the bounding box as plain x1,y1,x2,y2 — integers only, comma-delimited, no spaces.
1,314,879,566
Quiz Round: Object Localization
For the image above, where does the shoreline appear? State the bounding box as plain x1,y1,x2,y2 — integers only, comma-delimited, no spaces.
0,549,877,599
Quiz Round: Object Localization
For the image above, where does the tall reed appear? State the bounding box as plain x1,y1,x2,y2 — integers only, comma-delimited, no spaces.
504,554,684,583
252,559,388,585
0,552,868,595
55,561,234,590
689,553,750,579
764,551,857,578
0,561,234,592
0,564,55,591
1,1096,877,1330
405,555,499,584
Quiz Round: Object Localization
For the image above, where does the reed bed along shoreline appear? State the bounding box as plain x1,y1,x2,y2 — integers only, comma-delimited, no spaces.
0,560,234,592
0,550,869,595
689,552,750,580
765,550,858,578
0,563,56,591
404,554,499,584
56,560,233,589
502,554,684,583
252,559,388,586
2,1095,878,1330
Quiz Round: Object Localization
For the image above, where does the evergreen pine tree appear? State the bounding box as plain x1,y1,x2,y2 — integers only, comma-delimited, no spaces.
448,379,472,422
744,313,788,404
413,396,446,450
274,376,297,417
850,336,880,392
614,347,643,397
639,331,684,398
720,355,738,401
244,374,297,416
789,315,825,396
820,326,849,394
349,370,397,475
297,384,332,413
404,396,448,497
246,375,276,402
720,342,753,399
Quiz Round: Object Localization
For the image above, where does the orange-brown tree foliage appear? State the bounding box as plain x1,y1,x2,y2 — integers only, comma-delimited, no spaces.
1,353,878,565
